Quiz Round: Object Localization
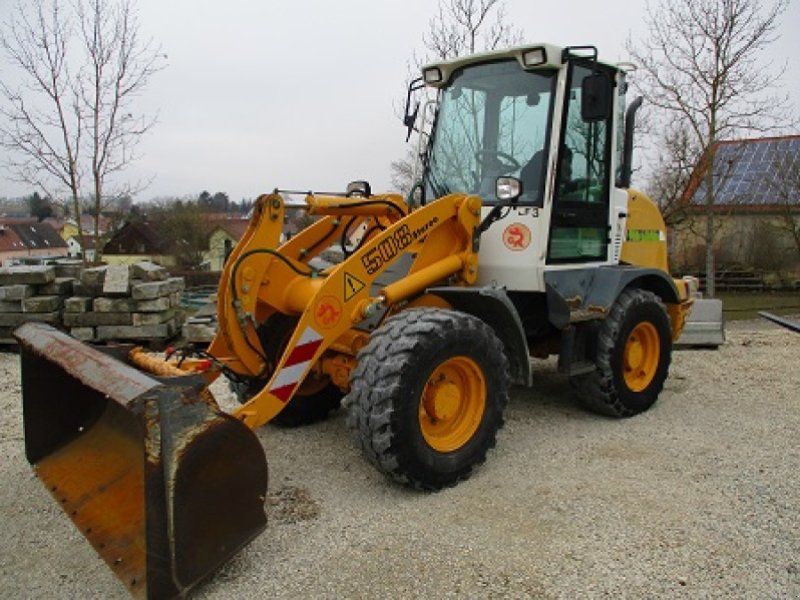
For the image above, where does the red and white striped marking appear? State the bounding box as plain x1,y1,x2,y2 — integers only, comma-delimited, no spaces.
269,326,324,402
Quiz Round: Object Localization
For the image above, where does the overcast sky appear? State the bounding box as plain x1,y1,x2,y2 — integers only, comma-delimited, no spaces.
1,0,798,203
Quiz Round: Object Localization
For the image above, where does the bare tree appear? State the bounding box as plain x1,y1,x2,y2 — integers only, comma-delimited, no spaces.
389,147,417,195
0,0,164,263
627,0,793,296
645,119,700,227
1,2,82,232
424,0,521,59
390,0,522,194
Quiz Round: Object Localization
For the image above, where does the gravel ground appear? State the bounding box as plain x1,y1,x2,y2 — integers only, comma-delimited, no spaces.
1,318,799,599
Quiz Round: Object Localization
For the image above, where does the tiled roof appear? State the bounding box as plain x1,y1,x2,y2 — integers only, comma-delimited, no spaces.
0,221,68,252
103,220,170,255
0,225,26,252
42,214,112,234
212,219,250,240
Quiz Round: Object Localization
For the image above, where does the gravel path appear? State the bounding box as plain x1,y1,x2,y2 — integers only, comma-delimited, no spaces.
1,319,798,599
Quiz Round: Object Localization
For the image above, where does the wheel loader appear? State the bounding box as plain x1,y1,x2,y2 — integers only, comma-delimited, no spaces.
15,43,696,598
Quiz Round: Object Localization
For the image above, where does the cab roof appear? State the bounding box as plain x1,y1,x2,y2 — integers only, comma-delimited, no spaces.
421,43,621,88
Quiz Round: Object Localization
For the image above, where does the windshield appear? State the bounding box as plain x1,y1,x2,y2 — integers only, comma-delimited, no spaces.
424,60,557,204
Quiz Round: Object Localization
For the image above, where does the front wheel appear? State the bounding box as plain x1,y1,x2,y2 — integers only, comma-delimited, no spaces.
345,309,510,490
570,288,672,417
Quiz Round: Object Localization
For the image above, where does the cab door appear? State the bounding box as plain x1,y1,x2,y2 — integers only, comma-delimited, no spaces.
547,63,614,264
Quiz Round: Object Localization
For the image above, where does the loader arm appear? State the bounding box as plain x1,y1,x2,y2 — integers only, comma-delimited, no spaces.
208,193,404,376
209,192,482,430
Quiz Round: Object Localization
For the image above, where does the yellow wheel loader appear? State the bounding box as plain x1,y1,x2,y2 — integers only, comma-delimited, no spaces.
15,43,695,598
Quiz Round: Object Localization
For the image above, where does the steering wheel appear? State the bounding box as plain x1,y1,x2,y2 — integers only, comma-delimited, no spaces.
474,149,520,174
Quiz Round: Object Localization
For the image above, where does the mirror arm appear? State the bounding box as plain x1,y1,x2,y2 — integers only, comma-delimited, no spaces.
403,77,425,141
472,200,518,251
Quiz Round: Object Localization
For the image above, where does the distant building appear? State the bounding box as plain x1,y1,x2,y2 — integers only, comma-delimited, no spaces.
102,220,176,267
43,214,113,241
672,134,800,274
66,234,99,262
0,219,69,266
104,214,254,271
205,218,250,271
43,214,114,261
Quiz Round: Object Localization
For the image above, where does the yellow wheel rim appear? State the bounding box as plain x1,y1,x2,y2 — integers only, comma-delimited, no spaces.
623,322,660,392
419,356,486,453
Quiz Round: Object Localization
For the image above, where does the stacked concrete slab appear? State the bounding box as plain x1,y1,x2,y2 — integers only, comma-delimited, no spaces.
0,260,186,346
0,264,79,343
63,262,184,343
182,301,218,345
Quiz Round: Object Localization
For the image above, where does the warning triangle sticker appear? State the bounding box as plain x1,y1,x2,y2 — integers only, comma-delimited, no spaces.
343,272,366,301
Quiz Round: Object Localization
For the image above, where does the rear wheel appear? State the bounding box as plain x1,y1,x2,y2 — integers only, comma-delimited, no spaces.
570,288,672,417
345,308,510,490
230,313,342,427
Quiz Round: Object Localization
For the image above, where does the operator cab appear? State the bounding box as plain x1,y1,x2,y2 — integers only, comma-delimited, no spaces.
407,44,634,274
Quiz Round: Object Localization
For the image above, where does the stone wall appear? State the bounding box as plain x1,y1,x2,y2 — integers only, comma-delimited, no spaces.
0,261,185,345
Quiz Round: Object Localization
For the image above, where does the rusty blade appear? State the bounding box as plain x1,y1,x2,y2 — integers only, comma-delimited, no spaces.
36,401,148,595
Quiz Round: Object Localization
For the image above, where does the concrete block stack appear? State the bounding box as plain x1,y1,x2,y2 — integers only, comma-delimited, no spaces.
182,301,218,345
0,265,75,343
63,262,185,343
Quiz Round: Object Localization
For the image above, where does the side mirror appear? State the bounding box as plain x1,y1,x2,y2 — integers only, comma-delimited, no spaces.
581,73,611,122
403,105,419,142
409,182,426,207
346,180,371,198
403,77,425,142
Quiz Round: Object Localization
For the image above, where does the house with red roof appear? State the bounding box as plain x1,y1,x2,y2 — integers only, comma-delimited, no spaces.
0,219,69,266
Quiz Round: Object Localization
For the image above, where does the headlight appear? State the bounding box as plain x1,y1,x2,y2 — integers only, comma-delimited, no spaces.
423,67,443,83
522,47,547,67
496,177,522,201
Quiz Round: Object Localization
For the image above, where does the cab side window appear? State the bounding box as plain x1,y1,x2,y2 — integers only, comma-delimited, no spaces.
548,64,612,262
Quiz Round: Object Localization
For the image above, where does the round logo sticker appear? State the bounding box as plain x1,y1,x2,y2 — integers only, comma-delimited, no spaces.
503,223,531,251
314,295,342,329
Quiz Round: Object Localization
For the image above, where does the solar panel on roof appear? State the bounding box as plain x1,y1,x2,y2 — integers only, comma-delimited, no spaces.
686,136,800,206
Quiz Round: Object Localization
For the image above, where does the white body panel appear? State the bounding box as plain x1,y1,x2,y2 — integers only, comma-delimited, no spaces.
475,205,549,291
476,185,630,290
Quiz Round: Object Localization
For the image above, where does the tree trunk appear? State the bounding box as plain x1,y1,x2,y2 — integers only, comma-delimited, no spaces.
704,208,715,297
704,136,717,298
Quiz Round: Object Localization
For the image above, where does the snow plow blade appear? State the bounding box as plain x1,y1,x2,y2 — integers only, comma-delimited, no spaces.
675,298,725,348
14,323,268,599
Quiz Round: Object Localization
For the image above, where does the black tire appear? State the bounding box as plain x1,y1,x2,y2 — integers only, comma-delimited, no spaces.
344,308,510,490
269,377,342,427
230,313,342,427
570,288,672,418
